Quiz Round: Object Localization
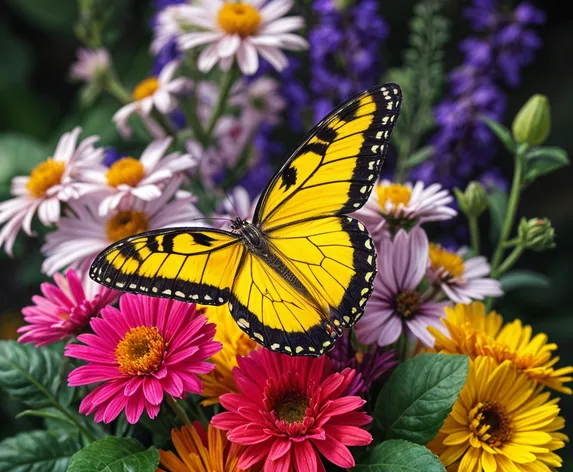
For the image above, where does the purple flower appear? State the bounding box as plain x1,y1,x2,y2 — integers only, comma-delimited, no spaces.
412,0,545,191
328,330,398,397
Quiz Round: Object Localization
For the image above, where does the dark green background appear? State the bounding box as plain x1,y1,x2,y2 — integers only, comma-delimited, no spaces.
0,0,571,464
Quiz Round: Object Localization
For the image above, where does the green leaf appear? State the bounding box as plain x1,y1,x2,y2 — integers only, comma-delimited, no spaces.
0,133,47,188
523,146,570,184
0,430,81,472
404,145,434,168
374,353,468,444
0,341,64,409
68,437,159,472
488,186,508,243
500,270,550,292
479,115,516,154
0,23,33,87
6,0,76,33
353,439,445,471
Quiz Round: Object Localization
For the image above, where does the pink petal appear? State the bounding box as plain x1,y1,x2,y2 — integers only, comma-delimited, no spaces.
269,438,291,460
238,441,272,469
227,424,271,445
312,436,355,468
294,441,319,472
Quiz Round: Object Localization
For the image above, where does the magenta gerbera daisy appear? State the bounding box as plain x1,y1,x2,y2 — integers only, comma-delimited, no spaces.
65,294,221,424
17,268,117,347
211,348,372,472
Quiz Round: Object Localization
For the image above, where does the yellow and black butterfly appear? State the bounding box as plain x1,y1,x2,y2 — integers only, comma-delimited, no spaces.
90,84,402,356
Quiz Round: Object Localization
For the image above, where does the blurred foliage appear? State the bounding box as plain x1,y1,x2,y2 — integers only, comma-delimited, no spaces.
0,0,572,463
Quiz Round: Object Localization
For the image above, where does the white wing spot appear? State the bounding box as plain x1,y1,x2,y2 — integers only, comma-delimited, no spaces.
218,297,224,303
358,222,365,231
382,116,389,124
387,102,393,110
371,144,379,153
174,290,185,298
368,161,375,170
151,287,158,293
105,277,111,283
295,346,304,354
238,318,250,328
343,316,351,324
140,286,148,292
129,283,137,289
352,307,357,314
162,289,172,295
229,302,234,311
323,341,331,347
368,174,374,180
334,319,341,326
360,185,368,194
361,287,369,296
190,295,199,300
367,255,373,265
254,332,264,342
360,298,367,306
271,343,280,350
204,295,212,301
376,131,384,139
353,203,361,208
284,345,292,353
365,271,374,282
116,282,125,288
365,239,372,249
308,346,316,352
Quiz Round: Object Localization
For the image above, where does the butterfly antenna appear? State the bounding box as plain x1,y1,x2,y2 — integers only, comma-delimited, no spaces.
223,188,242,219
188,216,234,224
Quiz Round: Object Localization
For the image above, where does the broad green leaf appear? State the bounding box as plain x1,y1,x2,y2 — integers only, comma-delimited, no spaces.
374,353,468,444
0,133,47,188
523,146,569,184
479,115,516,154
488,186,508,243
353,439,445,471
0,341,63,408
0,430,81,472
500,270,550,292
68,437,159,472
6,0,76,33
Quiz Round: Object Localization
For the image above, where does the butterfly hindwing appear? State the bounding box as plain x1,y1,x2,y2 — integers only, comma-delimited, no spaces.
90,228,244,305
229,251,339,356
254,84,402,231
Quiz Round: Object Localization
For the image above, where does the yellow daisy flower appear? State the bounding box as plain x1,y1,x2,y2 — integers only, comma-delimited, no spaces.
199,305,257,406
428,356,567,472
159,421,250,472
429,302,573,394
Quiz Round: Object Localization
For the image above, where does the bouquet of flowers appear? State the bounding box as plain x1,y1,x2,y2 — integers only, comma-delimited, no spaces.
0,0,570,471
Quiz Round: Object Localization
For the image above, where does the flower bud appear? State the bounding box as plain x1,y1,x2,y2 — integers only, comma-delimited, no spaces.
518,217,556,251
454,181,488,218
512,94,551,146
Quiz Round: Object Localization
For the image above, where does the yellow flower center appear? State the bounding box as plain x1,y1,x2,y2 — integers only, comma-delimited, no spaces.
429,244,465,278
26,159,66,198
105,157,146,188
106,210,149,242
395,290,421,319
468,401,512,447
115,326,165,376
132,77,159,101
376,183,412,212
274,392,310,424
217,2,262,37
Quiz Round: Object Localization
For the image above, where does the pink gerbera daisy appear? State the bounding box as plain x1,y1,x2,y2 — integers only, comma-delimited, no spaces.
211,348,372,472
17,268,117,347
65,294,221,424
355,227,449,348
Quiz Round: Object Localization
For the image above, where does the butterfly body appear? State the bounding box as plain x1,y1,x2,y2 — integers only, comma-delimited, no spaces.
91,84,402,356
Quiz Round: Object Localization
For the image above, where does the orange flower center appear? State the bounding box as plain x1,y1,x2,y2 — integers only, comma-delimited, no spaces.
274,392,309,424
429,244,465,278
468,401,511,447
105,157,145,188
132,77,159,101
26,159,66,198
115,326,165,375
395,290,421,319
106,210,149,242
376,183,412,212
217,2,262,37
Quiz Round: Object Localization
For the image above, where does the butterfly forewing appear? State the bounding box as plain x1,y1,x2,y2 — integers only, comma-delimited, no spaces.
253,84,402,231
90,228,244,305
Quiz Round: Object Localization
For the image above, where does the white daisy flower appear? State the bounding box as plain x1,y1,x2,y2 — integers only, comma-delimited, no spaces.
178,0,308,75
70,48,111,82
355,180,457,239
112,60,191,138
41,177,202,278
428,244,503,303
230,76,285,125
0,127,103,256
77,137,196,216
152,5,194,54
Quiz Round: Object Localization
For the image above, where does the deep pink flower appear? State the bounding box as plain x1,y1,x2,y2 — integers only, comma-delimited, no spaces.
17,268,117,347
65,294,221,424
211,349,372,472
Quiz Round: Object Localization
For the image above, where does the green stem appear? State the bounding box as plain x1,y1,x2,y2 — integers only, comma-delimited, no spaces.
490,149,525,275
166,395,194,429
103,73,132,105
493,246,525,279
205,68,238,140
394,138,412,184
468,216,480,255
